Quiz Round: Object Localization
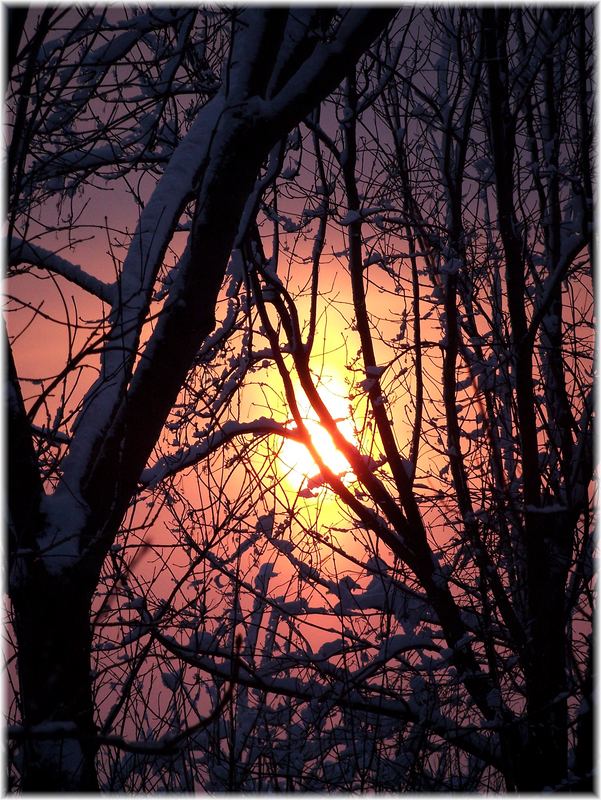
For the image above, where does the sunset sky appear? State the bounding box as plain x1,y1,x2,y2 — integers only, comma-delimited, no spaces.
6,6,593,793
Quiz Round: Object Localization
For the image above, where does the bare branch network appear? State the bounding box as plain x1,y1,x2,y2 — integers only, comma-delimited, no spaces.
6,6,593,793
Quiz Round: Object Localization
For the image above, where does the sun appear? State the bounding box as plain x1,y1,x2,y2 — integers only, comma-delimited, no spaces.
278,374,356,493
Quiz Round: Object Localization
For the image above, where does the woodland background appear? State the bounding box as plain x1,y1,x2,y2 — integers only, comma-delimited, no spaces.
6,6,594,792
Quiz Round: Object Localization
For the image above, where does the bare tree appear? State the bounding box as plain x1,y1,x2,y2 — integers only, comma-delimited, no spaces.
6,6,394,790
6,6,593,794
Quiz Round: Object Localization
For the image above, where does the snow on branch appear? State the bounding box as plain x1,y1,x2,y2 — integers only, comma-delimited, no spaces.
263,9,395,126
151,624,501,769
9,237,114,303
141,417,302,488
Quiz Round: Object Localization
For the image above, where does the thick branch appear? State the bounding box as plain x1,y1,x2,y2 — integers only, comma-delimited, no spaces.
9,237,114,303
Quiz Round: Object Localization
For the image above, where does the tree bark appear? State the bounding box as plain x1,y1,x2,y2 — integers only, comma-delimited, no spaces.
12,570,99,792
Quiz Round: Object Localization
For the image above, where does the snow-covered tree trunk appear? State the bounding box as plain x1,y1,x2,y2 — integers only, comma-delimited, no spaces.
9,345,97,789
7,7,394,791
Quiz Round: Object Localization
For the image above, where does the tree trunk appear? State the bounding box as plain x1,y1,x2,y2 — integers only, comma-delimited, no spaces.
12,570,99,792
514,512,571,791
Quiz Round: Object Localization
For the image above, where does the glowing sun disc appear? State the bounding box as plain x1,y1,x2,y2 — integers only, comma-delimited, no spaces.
278,377,355,492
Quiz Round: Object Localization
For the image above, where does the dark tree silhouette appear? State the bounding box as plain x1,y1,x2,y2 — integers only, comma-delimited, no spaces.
7,7,394,790
6,6,593,793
